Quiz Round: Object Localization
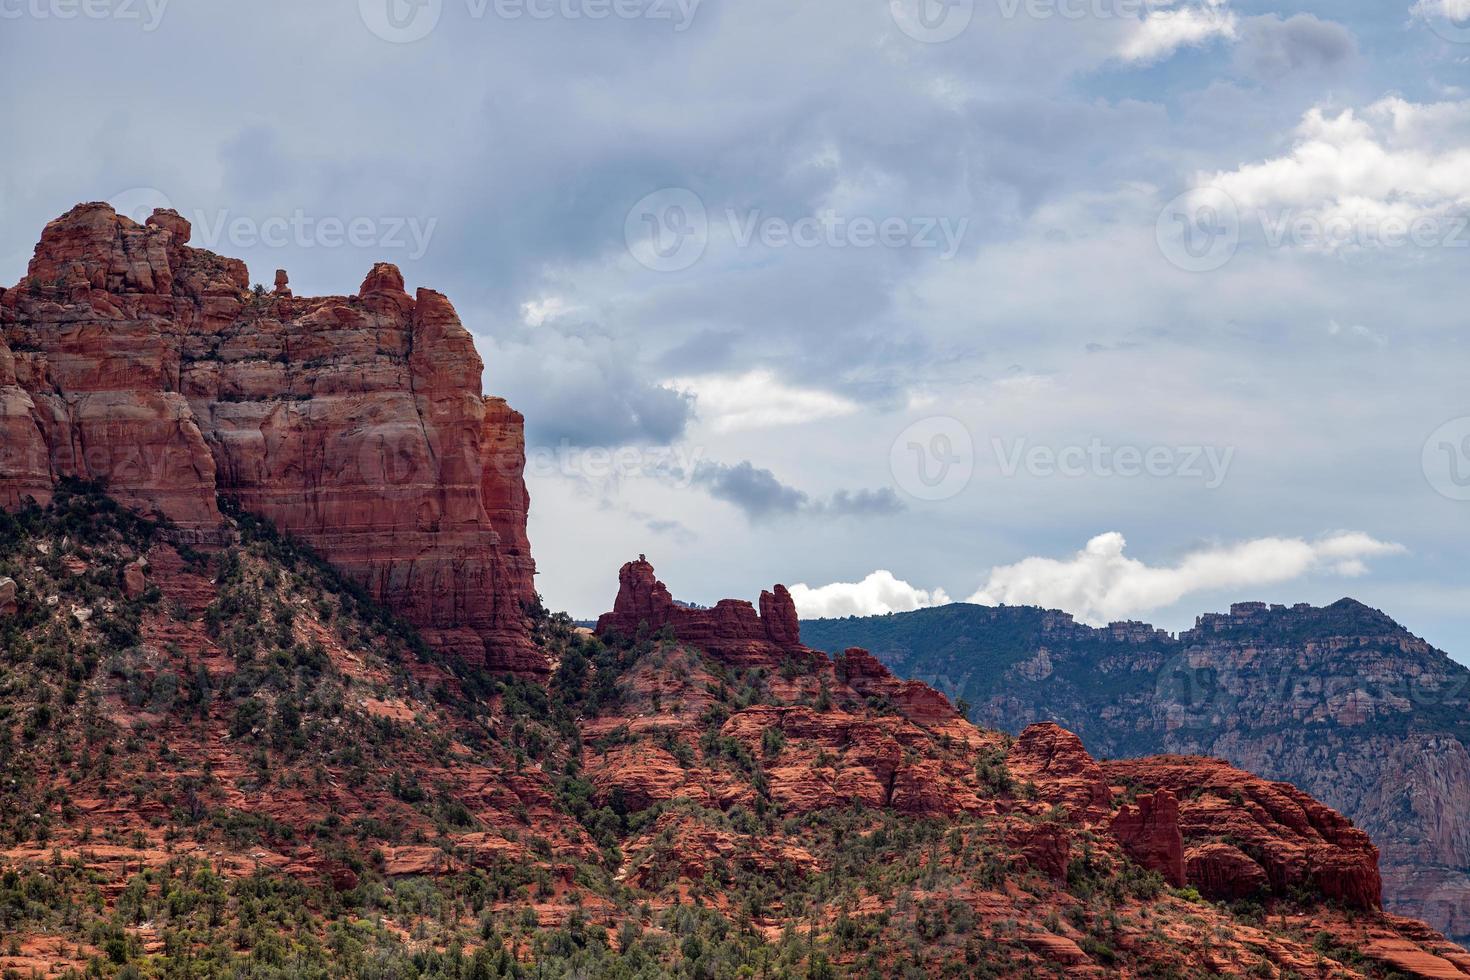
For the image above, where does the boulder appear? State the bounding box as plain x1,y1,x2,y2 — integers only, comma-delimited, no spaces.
123,559,147,600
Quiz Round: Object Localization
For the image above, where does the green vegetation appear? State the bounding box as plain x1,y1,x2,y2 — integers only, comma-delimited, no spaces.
0,485,1434,978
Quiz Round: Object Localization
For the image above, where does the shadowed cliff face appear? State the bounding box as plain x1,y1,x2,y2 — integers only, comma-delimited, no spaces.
803,599,1470,944
0,203,541,674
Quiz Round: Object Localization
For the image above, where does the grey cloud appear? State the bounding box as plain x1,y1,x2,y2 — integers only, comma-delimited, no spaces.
483,319,694,448
1235,14,1357,80
687,460,905,522
820,488,907,517
646,518,697,544
692,461,809,518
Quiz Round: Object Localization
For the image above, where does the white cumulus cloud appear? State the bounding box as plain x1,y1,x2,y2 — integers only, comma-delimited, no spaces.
789,570,951,619
669,369,860,433
965,531,1404,625
1200,97,1470,251
1118,0,1239,64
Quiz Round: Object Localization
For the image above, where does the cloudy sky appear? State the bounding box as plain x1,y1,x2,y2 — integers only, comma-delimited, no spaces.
3,0,1469,661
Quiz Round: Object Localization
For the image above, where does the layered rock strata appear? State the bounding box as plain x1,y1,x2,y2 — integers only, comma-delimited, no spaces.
0,203,541,673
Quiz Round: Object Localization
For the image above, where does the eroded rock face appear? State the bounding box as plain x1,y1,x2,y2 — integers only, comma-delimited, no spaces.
1110,789,1185,887
595,556,818,669
1103,756,1383,910
835,647,960,726
1186,842,1272,901
1007,723,1112,822
0,203,541,673
0,576,15,617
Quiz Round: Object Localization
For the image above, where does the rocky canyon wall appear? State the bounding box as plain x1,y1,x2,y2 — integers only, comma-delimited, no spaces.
0,203,542,673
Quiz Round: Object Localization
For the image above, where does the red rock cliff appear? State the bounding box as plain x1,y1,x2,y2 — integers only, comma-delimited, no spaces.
0,203,542,673
1103,756,1384,909
595,556,819,669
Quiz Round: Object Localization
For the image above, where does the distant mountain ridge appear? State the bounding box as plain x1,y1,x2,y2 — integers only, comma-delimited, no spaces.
803,598,1470,945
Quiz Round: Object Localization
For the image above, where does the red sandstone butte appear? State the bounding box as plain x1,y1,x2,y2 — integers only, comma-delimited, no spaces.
595,555,819,669
0,203,542,674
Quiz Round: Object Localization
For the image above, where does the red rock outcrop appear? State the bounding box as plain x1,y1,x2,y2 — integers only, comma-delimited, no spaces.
1007,723,1113,821
816,597,1470,942
835,647,960,726
595,556,818,668
1185,842,1272,901
1104,756,1383,909
0,203,541,673
1109,788,1185,886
